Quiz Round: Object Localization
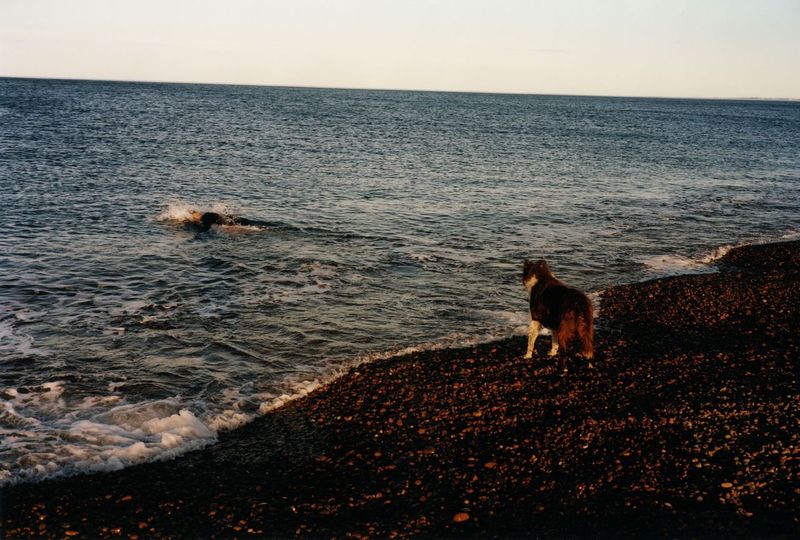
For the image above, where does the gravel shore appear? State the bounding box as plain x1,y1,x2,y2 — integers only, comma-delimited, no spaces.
3,241,799,539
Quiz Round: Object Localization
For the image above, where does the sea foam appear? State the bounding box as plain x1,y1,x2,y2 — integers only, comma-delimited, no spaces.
155,200,238,223
0,385,217,486
642,244,734,276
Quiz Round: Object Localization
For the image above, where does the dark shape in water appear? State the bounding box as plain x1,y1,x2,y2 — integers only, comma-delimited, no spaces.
188,211,261,232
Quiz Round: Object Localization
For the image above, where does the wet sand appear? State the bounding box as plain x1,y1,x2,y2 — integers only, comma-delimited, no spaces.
3,241,799,538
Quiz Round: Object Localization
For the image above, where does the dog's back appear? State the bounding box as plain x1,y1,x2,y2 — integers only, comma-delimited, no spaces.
523,259,594,359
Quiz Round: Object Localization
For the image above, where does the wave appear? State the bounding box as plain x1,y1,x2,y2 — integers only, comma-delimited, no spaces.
0,313,534,486
0,383,217,486
155,200,300,234
642,245,733,276
643,230,800,277
780,229,800,241
154,201,267,232
155,200,237,223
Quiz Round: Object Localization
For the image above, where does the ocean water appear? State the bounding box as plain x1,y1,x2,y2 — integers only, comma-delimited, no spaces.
1,78,799,484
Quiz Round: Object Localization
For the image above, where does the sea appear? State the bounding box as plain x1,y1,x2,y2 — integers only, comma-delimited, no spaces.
1,77,799,485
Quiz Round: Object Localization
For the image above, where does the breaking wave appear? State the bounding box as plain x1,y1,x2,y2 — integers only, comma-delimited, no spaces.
642,245,733,276
0,311,532,486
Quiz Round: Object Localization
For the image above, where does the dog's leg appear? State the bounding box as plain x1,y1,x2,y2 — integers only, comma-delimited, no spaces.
558,355,567,374
550,317,570,358
556,326,571,374
575,315,594,369
524,320,540,359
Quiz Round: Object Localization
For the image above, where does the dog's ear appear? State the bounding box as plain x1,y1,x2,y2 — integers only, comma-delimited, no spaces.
535,259,549,274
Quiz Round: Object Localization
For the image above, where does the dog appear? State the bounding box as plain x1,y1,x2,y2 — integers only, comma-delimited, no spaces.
522,259,593,372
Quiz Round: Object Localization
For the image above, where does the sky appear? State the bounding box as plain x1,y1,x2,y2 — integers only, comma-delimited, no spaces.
1,0,798,99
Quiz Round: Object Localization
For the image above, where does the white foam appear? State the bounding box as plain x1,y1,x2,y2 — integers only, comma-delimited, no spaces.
71,395,124,412
3,382,66,415
259,379,323,414
156,200,198,223
0,401,42,429
0,386,218,486
204,387,262,432
780,229,800,241
155,200,238,223
206,409,251,432
642,244,733,276
0,371,359,485
14,309,47,323
643,230,800,277
643,254,708,274
698,244,734,264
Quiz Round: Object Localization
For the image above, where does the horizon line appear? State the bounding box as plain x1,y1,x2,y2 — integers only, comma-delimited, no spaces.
2,74,798,103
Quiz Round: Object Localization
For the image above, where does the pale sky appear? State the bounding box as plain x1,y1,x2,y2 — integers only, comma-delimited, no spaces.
1,0,798,98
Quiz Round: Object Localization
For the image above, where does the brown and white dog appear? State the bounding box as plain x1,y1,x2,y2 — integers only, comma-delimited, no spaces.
522,259,593,372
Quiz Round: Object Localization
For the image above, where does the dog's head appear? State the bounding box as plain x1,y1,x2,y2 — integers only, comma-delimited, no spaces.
522,259,551,291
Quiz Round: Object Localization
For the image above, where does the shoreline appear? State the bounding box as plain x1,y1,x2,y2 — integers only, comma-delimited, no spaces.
3,240,799,538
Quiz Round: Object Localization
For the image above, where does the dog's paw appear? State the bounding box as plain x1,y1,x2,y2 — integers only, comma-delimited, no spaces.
523,353,533,360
